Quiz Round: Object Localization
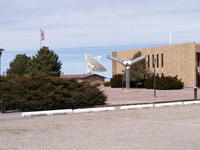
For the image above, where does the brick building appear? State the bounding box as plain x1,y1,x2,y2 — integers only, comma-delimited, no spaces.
112,42,200,87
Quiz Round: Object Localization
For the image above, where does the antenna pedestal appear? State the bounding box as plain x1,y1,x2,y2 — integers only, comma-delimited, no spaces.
125,68,130,89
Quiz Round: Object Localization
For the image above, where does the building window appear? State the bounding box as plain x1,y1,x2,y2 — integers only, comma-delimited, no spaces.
152,54,155,67
161,53,164,67
161,73,164,77
157,73,159,76
148,55,150,68
157,54,159,67
197,53,200,66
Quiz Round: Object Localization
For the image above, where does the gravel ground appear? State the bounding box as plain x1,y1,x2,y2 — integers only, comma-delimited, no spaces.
1,105,200,150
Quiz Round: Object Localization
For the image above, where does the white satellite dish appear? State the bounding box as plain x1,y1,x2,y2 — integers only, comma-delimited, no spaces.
107,55,145,89
84,54,107,74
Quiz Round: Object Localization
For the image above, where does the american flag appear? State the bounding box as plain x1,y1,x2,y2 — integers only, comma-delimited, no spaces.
40,29,45,41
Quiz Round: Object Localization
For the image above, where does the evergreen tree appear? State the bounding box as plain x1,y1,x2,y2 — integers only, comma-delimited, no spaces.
7,54,31,75
130,51,151,82
27,46,62,76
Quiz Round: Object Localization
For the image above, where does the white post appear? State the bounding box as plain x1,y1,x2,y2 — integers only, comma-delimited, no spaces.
170,32,172,45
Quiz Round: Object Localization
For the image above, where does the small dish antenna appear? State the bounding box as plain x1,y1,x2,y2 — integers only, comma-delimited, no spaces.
107,55,145,89
85,54,107,74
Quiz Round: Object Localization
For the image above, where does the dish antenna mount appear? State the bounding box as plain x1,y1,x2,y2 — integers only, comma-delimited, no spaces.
107,55,145,89
85,54,107,74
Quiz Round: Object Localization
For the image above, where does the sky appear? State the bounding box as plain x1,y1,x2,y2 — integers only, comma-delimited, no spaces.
0,0,200,77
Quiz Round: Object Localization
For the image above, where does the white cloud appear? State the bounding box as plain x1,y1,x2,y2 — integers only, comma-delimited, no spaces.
0,0,200,50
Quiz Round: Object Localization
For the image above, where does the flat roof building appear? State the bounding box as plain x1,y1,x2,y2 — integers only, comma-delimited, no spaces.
112,42,200,87
61,74,105,84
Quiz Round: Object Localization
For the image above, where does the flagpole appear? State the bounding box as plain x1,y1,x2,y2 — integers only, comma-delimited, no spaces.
40,40,43,49
40,29,41,49
40,38,41,49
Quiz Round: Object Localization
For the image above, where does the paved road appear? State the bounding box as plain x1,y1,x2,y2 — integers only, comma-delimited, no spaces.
0,112,21,121
1,105,200,150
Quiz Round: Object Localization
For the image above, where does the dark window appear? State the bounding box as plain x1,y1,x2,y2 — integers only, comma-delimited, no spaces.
199,53,200,66
161,73,164,77
152,54,155,67
161,53,164,67
157,73,159,76
157,54,159,67
197,53,200,66
148,55,150,68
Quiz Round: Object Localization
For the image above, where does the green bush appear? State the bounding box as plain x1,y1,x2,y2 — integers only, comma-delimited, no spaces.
130,80,144,88
110,74,123,88
0,74,107,111
110,74,145,88
103,81,110,86
144,75,184,90
93,82,101,87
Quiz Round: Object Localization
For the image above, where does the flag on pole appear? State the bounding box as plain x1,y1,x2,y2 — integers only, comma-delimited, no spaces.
40,29,45,41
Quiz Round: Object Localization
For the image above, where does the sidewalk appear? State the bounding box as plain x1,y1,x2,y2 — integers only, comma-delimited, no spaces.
1,87,199,118
103,87,200,105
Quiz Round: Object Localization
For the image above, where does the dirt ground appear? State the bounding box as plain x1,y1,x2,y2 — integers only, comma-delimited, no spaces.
1,105,200,150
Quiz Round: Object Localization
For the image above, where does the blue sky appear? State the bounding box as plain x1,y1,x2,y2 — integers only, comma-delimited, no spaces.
0,0,200,77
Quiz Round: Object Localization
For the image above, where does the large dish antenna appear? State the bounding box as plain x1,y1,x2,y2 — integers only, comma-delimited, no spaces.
107,55,145,89
85,54,107,74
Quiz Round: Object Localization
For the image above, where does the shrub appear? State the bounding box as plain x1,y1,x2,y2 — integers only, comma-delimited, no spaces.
144,75,184,90
130,80,144,88
93,82,101,87
130,51,151,83
110,74,124,88
110,74,145,88
0,74,107,111
103,81,110,86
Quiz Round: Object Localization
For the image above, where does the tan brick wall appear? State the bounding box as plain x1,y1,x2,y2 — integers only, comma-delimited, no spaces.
112,42,197,87
112,51,118,75
196,44,200,52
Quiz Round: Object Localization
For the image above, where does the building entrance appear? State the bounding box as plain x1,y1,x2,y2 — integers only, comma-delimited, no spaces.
196,53,200,87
